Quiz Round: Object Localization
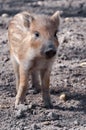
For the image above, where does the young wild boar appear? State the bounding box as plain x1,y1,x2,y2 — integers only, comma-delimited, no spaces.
8,11,60,108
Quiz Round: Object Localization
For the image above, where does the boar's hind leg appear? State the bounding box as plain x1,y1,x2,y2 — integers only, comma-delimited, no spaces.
40,69,53,108
31,71,41,93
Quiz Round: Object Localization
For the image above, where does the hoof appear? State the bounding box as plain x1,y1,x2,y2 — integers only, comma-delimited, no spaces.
44,102,53,109
32,85,41,94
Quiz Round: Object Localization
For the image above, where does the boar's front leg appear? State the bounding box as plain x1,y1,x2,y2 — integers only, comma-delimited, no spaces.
11,56,20,92
15,64,28,107
40,69,53,108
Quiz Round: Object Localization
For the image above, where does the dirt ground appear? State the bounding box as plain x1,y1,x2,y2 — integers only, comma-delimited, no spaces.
0,0,86,130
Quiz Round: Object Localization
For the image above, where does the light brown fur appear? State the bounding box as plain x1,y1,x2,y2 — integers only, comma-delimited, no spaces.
8,11,60,108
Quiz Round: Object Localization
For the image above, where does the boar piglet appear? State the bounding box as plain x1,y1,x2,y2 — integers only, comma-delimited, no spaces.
8,11,60,108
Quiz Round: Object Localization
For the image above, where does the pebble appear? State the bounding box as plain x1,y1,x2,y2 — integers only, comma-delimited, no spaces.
42,121,50,125
74,120,79,125
28,102,36,109
64,17,74,23
79,62,86,67
47,112,59,120
29,89,39,94
2,40,7,44
31,123,40,130
1,13,9,18
0,104,10,109
28,103,33,109
37,1,43,6
59,93,66,101
4,57,10,62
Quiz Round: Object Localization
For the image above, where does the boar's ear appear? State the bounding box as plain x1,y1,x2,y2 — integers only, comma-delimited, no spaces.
23,12,34,27
51,11,60,27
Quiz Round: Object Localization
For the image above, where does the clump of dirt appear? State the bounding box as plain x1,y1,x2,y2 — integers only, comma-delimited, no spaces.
0,0,86,130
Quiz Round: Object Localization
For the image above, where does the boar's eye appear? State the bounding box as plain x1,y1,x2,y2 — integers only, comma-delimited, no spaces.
34,31,40,38
54,31,58,39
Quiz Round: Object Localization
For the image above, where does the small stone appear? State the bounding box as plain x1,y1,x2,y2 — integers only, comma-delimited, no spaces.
1,13,8,18
79,62,86,67
2,40,7,44
47,112,59,120
63,127,67,130
29,89,39,94
74,120,79,125
37,1,43,6
28,103,36,109
42,121,50,125
59,93,66,101
64,17,70,22
28,103,33,109
4,57,10,62
0,104,10,109
31,123,40,130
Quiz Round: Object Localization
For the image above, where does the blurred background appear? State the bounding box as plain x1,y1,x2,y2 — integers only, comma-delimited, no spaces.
0,0,86,17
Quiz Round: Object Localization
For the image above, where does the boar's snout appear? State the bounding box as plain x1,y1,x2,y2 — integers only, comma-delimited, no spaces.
41,43,57,59
45,48,56,58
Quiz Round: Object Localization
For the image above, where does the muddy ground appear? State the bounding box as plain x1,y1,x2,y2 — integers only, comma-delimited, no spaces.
0,0,86,130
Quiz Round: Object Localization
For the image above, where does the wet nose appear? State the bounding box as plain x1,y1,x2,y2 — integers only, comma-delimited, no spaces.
45,47,56,58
